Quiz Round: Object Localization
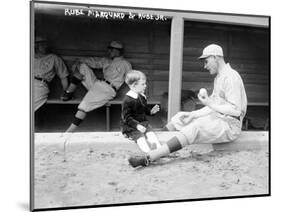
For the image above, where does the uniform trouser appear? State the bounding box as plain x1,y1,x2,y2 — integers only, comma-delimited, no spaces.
34,80,49,111
76,64,116,112
170,112,242,147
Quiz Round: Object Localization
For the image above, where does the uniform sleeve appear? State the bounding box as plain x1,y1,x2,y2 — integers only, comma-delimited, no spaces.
125,61,132,74
53,55,69,79
81,57,110,69
120,60,132,77
122,99,140,129
119,61,132,84
224,75,242,111
210,78,218,99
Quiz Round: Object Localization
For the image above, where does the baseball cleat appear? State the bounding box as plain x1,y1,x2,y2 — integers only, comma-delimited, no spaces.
128,155,150,168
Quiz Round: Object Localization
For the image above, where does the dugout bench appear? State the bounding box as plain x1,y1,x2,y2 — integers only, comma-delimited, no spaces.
244,100,269,130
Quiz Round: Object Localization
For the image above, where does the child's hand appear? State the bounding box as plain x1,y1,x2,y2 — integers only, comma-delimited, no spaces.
151,104,160,114
137,124,146,133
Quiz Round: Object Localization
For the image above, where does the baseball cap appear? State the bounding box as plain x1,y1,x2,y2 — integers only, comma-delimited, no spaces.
198,44,224,59
108,41,123,49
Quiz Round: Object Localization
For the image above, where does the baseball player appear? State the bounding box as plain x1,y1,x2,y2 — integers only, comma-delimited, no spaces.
34,36,69,111
62,41,132,133
128,44,248,168
121,70,161,153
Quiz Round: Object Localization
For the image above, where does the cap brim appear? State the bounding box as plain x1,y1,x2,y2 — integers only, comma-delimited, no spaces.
198,55,209,60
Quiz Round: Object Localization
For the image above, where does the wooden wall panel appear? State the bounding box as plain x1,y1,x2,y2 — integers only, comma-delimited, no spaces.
182,22,269,104
36,14,171,98
35,14,269,104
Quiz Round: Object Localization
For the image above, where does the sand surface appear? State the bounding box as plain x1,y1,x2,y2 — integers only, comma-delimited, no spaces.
33,132,269,209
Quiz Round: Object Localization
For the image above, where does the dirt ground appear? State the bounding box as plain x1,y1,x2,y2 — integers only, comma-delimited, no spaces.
33,132,269,210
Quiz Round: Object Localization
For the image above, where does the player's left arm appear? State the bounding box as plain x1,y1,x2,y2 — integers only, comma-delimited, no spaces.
201,76,242,117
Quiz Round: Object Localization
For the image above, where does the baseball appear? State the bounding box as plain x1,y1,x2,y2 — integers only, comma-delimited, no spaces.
199,88,208,98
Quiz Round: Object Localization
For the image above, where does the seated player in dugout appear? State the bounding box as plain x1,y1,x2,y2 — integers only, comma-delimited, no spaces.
128,44,248,168
121,70,162,153
34,36,69,111
62,41,132,133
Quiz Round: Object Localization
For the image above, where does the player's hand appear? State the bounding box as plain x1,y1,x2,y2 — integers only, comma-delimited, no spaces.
137,124,147,133
151,104,160,114
179,112,194,125
184,112,196,125
198,91,210,106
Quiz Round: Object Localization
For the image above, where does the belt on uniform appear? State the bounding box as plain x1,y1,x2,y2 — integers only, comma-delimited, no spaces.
35,76,49,85
104,80,117,92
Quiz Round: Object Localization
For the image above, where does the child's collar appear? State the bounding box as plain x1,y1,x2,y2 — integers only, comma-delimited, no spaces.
126,90,146,99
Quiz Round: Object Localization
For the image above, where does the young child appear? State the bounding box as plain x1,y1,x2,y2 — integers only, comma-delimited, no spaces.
121,70,161,153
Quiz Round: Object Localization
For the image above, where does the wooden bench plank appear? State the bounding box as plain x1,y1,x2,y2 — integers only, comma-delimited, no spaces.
247,102,269,106
46,98,81,104
106,99,161,105
46,97,161,105
195,100,269,107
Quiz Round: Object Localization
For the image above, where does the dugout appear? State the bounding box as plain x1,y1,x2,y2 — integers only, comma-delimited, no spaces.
31,2,270,132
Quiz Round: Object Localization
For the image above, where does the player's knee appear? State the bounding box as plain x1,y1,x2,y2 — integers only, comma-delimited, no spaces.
180,125,197,144
171,113,182,125
171,115,177,124
79,63,88,69
78,63,92,75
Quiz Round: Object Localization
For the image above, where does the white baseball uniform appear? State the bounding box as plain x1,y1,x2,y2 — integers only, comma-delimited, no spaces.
34,54,69,111
76,56,132,112
171,63,247,145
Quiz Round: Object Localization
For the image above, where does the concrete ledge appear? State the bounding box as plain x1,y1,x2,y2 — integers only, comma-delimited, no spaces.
212,131,268,152
34,131,268,152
